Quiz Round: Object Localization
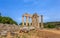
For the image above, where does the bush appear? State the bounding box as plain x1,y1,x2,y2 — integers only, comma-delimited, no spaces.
0,16,17,25
47,24,56,28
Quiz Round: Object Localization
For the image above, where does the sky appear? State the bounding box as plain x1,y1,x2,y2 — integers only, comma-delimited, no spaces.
0,0,60,24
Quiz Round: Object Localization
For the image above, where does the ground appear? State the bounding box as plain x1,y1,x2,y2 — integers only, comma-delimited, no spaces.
18,29,60,38
0,29,60,38
0,24,60,38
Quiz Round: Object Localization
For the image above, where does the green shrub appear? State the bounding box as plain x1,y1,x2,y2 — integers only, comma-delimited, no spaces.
0,16,17,25
47,24,56,28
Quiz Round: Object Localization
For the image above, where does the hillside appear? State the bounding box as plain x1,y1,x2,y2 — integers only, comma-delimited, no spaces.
0,23,60,38
0,16,17,25
44,21,60,28
0,26,60,38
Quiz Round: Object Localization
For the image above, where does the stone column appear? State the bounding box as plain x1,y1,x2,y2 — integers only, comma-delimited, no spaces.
41,15,43,28
29,17,31,26
22,16,24,26
26,16,28,26
32,18,34,27
38,17,40,28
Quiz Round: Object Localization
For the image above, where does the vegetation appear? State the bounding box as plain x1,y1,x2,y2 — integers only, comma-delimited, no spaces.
19,21,60,28
19,22,31,26
44,22,60,28
0,12,1,16
19,22,26,25
0,13,17,25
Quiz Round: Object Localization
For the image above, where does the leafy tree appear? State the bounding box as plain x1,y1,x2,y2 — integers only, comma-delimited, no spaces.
0,12,1,16
0,16,17,25
44,22,57,28
19,22,26,25
47,24,56,28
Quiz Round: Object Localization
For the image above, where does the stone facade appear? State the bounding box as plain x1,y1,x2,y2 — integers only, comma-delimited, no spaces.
22,13,43,28
32,13,39,28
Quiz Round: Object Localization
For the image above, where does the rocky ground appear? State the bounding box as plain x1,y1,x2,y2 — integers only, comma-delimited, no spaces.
0,24,60,38
18,29,60,38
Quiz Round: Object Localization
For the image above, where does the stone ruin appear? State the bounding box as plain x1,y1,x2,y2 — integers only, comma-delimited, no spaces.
22,13,43,29
0,13,44,38
0,23,19,37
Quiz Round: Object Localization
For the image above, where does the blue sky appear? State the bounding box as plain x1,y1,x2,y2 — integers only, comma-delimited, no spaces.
0,0,60,24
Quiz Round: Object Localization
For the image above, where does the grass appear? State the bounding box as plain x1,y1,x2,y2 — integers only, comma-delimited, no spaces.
0,29,60,38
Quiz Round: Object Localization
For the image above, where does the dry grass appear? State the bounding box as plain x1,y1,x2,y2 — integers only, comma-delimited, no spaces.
0,29,60,38
0,24,60,38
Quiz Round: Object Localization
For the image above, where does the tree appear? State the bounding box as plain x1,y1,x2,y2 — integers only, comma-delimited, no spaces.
0,12,1,16
44,22,56,28
19,22,26,25
0,16,18,25
47,24,55,28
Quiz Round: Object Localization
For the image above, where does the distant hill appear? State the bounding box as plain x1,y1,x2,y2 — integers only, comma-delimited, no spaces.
44,21,60,28
0,16,17,25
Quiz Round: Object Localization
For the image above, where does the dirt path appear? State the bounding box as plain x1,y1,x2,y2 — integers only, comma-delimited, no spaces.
19,29,60,38
43,29,60,34
1,29,60,38
36,29,60,38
